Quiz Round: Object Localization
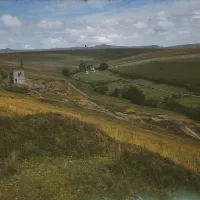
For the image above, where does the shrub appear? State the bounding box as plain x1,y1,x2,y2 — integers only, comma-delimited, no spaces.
79,61,86,72
145,99,157,108
6,85,29,94
62,68,70,77
111,88,121,97
0,71,8,79
94,85,108,94
122,86,145,105
99,63,109,71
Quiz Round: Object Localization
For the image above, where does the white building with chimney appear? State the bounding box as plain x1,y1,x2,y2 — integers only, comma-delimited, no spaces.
9,58,25,84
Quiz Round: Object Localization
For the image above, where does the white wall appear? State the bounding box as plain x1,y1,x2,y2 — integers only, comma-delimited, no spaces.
13,69,25,84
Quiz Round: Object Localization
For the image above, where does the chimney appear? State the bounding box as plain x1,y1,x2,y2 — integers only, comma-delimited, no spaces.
20,58,23,68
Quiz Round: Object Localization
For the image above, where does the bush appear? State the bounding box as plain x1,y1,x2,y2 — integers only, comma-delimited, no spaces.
145,99,157,108
0,71,8,79
94,85,108,94
111,88,121,97
62,68,70,77
62,67,79,77
6,85,29,94
79,61,86,72
99,63,109,71
122,86,145,105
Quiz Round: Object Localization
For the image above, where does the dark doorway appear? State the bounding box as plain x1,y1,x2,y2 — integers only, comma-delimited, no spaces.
15,79,17,84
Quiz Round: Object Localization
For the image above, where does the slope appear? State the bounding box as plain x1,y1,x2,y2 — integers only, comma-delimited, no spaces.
0,90,200,200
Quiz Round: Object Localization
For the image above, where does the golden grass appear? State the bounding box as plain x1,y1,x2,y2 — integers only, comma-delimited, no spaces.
0,90,200,175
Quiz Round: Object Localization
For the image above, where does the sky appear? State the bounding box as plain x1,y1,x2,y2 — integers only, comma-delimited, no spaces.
0,0,200,49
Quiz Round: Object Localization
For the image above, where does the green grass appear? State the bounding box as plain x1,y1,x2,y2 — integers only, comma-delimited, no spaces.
0,48,162,80
108,48,200,66
0,90,200,200
107,78,191,100
72,71,120,84
176,96,200,109
110,60,200,93
68,77,190,116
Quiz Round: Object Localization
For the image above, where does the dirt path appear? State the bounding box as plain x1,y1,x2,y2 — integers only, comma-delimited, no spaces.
65,80,90,99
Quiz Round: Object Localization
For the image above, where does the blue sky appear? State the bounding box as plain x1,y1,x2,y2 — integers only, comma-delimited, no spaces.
0,0,200,49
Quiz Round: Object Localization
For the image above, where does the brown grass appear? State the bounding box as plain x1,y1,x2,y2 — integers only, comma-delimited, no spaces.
108,48,200,65
0,90,200,199
0,90,200,174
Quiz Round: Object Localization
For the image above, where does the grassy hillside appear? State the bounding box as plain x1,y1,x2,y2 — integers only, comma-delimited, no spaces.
110,59,200,94
108,48,200,66
0,48,163,80
0,90,200,200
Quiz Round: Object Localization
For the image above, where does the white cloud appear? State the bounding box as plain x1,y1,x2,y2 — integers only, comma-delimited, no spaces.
95,35,112,44
24,44,32,49
157,11,168,21
0,14,22,27
38,20,63,29
134,21,147,29
128,33,140,39
65,29,80,36
192,11,200,19
42,37,68,48
178,30,190,35
1,0,200,49
157,21,175,28
147,28,155,34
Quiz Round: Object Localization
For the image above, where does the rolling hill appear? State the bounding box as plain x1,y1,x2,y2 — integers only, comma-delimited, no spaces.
1,47,200,200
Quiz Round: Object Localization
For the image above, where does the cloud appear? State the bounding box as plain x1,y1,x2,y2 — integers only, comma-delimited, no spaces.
95,35,112,44
157,21,175,28
0,14,22,27
38,20,63,29
42,37,68,48
1,0,200,49
134,21,147,29
156,11,168,21
192,11,200,19
178,30,190,35
24,44,32,49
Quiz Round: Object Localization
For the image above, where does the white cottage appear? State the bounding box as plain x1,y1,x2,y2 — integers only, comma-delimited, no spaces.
9,67,25,84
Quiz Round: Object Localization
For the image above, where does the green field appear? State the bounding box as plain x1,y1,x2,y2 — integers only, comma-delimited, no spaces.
110,59,200,93
176,96,200,109
108,48,200,65
0,48,163,80
72,71,120,84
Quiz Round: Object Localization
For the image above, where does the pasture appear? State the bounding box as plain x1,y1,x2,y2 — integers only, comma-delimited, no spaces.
109,58,200,93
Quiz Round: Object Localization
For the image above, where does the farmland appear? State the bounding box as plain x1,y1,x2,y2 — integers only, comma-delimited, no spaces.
109,58,200,93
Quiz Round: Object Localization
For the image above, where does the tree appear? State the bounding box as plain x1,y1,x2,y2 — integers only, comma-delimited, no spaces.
111,88,120,97
79,60,86,72
122,86,145,105
94,85,108,94
62,68,70,77
99,63,109,71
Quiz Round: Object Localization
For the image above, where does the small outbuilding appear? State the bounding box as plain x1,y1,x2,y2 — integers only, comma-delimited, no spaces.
9,58,25,84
